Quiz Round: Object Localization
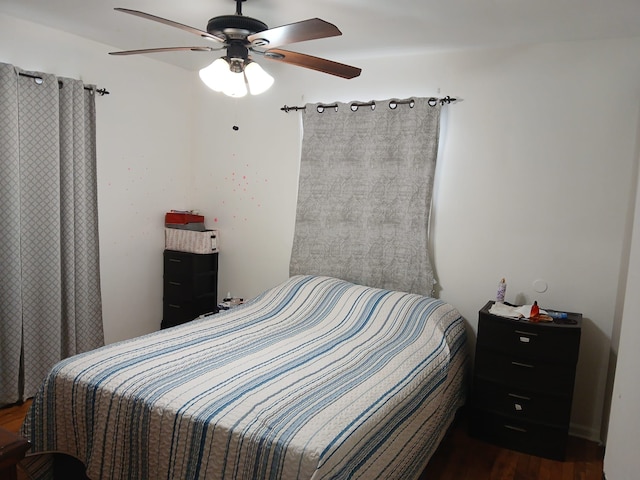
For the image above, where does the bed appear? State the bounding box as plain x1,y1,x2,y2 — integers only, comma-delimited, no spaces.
21,275,468,480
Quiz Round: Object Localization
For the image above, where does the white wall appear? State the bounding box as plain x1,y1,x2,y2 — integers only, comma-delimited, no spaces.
192,39,640,442
416,41,640,442
0,14,194,343
604,147,640,478
3,12,640,443
190,62,303,302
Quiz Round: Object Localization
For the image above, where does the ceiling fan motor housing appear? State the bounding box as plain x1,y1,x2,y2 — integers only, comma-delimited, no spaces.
227,42,249,63
207,15,268,40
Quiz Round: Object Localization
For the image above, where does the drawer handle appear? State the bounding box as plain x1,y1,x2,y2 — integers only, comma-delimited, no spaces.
169,281,182,286
515,330,538,336
169,304,181,309
504,424,527,433
169,258,182,263
515,330,537,343
511,361,534,369
508,393,531,401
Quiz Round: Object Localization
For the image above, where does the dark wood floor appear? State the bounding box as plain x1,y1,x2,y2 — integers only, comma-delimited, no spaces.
0,400,32,434
2,401,603,480
418,414,604,480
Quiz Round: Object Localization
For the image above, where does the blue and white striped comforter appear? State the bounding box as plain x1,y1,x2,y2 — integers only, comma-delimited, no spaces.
22,275,468,480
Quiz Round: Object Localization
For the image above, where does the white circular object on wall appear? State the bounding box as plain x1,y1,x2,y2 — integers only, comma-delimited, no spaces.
533,279,548,293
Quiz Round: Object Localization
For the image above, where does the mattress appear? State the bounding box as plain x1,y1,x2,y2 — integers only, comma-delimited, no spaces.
22,275,468,480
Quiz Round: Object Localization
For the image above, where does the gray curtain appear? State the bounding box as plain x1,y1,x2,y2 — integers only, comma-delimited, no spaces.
0,63,104,406
290,98,441,295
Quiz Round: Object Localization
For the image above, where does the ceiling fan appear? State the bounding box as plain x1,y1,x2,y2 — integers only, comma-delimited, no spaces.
109,0,362,97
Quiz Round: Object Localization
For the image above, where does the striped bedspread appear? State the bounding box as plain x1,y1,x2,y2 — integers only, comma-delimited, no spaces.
22,275,468,480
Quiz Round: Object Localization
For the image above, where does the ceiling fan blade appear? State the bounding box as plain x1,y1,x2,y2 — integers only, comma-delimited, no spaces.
109,46,218,56
248,18,341,48
263,49,361,79
114,8,225,43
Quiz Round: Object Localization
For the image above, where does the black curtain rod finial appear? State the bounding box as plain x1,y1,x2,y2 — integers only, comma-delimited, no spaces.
281,105,306,113
434,95,456,105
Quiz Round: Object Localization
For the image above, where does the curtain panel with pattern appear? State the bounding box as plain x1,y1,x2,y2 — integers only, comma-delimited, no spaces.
290,98,442,295
0,63,104,405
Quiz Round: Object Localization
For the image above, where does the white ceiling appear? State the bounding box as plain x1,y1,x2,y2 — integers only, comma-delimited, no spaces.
2,0,640,71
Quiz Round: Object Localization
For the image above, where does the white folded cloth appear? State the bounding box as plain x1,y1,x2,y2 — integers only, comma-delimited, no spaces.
489,302,547,319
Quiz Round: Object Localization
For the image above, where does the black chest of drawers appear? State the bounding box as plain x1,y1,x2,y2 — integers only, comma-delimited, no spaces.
161,250,218,329
469,301,582,460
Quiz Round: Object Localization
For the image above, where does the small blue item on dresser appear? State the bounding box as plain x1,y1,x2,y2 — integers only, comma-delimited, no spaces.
547,311,568,319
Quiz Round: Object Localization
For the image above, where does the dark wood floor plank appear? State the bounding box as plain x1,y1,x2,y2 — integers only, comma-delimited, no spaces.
538,457,565,480
491,448,520,480
462,436,498,480
437,430,473,480
518,453,541,480
0,401,32,434
561,461,576,480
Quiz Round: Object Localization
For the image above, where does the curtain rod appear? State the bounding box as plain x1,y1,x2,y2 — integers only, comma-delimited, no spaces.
18,72,110,96
281,96,456,113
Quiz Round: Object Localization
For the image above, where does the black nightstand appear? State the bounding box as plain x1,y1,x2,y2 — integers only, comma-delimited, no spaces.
161,250,218,329
469,300,582,460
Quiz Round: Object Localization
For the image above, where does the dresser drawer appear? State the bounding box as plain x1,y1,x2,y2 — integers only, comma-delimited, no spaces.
469,409,568,460
162,297,217,328
474,349,577,395
164,250,219,278
472,379,571,427
164,272,217,300
477,312,580,363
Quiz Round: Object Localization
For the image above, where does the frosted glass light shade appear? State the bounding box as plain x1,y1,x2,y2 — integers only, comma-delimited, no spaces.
244,62,274,95
223,70,248,98
198,58,231,92
199,57,272,97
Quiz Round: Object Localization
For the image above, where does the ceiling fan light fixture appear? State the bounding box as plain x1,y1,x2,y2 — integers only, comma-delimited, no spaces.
199,57,272,98
199,57,247,97
199,57,231,92
222,69,248,98
244,61,274,95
